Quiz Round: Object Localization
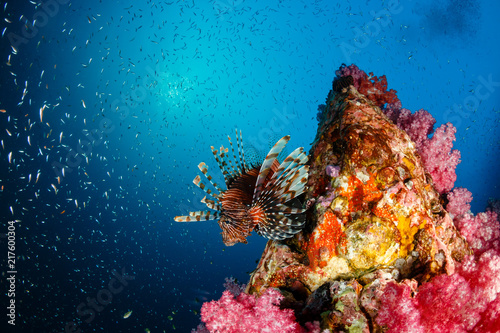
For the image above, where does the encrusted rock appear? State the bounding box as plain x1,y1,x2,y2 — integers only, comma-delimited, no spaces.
246,77,470,331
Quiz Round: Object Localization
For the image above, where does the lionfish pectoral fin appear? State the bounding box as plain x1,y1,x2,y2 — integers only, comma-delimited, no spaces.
252,135,290,202
255,213,306,240
201,196,219,210
250,143,309,241
249,199,306,241
257,151,309,206
174,210,218,222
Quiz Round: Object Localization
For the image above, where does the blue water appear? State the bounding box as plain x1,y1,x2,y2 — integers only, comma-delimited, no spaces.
0,0,498,332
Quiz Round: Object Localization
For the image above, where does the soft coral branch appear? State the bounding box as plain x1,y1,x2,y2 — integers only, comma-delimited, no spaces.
194,282,323,333
377,199,500,332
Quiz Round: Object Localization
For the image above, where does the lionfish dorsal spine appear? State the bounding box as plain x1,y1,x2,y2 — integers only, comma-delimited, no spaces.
218,145,232,178
174,210,219,222
252,135,290,202
235,129,249,172
227,135,242,176
219,145,241,182
210,146,231,184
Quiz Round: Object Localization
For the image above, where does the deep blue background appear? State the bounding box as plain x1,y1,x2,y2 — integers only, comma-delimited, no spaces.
0,0,498,332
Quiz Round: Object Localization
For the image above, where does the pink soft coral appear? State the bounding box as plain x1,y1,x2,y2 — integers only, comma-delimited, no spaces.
201,289,298,333
418,123,461,194
223,277,246,297
454,210,500,255
387,108,436,149
447,187,474,217
196,287,321,333
448,192,500,255
376,200,500,333
388,107,461,194
383,105,461,193
377,249,500,332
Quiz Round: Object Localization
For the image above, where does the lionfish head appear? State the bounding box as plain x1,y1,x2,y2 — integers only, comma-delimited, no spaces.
174,129,309,246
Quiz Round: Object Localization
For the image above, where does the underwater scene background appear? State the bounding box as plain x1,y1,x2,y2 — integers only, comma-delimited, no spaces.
0,0,499,332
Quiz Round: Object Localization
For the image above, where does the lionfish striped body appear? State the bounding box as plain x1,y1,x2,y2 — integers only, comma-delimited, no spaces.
174,130,309,246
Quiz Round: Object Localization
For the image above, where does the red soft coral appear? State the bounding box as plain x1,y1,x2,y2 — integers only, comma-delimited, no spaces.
377,249,500,332
416,273,479,332
376,206,500,333
473,295,500,333
376,282,423,333
336,64,400,108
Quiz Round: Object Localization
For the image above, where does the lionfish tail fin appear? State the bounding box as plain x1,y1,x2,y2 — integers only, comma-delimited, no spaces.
250,145,309,240
174,210,219,222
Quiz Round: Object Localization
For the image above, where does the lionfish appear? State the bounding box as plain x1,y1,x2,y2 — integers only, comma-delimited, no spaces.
174,130,309,246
